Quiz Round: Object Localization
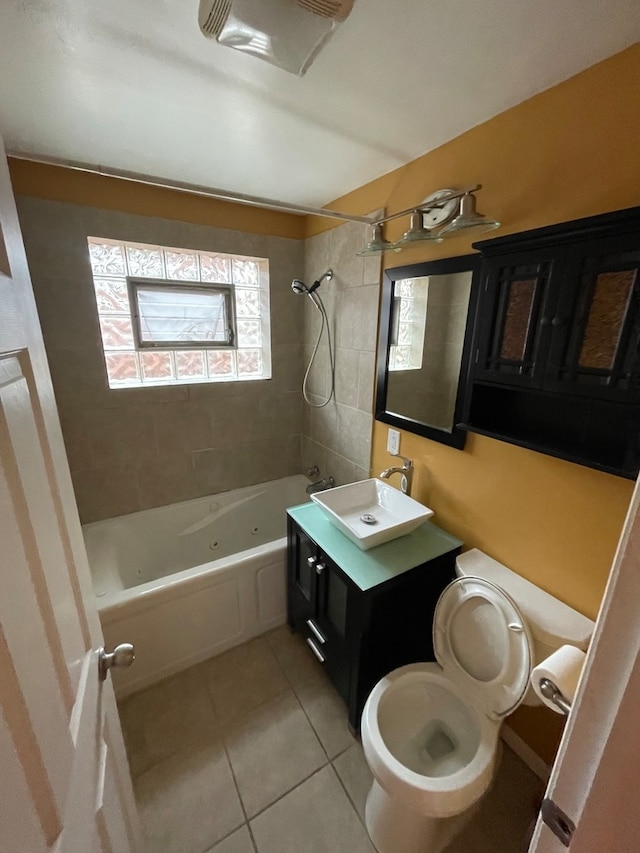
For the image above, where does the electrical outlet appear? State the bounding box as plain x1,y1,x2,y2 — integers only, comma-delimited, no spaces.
387,428,400,456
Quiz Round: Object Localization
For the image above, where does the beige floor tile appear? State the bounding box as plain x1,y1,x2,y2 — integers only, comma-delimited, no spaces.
250,765,376,853
223,690,327,818
205,636,291,723
333,741,373,823
294,675,356,758
265,625,327,688
206,825,256,853
118,663,217,776
134,739,245,853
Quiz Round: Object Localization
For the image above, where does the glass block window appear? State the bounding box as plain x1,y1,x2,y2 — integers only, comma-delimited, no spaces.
87,238,271,388
389,277,428,371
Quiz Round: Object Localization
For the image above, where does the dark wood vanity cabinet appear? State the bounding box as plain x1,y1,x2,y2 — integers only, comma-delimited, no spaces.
287,506,462,730
464,206,640,478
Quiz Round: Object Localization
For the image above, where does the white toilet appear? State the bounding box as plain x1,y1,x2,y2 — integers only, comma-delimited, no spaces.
360,548,594,853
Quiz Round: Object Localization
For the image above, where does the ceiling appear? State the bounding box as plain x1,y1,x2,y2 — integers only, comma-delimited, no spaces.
0,1,638,208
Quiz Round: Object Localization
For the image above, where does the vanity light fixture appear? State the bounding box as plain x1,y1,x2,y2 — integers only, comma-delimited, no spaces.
356,186,500,255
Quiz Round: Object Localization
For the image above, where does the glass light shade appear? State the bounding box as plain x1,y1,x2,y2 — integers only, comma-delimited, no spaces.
357,224,401,256
439,193,500,236
392,211,445,247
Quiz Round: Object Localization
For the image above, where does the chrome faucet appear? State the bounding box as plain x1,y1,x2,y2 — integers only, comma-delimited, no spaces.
306,475,335,495
379,457,414,496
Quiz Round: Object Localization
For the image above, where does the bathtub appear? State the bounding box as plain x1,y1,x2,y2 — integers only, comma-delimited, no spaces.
83,475,309,697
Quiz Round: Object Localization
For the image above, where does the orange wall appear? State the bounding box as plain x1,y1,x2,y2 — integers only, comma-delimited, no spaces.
317,45,640,762
8,158,305,239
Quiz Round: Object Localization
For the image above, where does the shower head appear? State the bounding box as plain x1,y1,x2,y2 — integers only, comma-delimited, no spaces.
291,279,309,294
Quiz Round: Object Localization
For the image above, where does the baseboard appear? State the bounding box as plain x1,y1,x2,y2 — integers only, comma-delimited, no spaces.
501,724,551,783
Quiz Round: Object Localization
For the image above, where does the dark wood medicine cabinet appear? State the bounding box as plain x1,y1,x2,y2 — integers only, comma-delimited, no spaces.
375,205,640,479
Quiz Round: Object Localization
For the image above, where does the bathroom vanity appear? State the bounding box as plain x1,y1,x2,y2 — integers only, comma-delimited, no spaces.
286,502,462,730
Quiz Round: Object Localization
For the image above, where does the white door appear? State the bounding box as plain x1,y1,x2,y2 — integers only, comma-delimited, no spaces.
0,136,143,852
529,476,640,852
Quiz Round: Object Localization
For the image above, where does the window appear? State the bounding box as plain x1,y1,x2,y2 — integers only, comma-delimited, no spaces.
87,238,271,388
388,277,428,371
129,280,234,348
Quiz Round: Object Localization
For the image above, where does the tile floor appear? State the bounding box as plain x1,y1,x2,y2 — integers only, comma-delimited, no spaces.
118,627,545,853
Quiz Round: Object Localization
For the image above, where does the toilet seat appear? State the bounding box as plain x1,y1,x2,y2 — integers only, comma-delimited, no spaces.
433,576,533,719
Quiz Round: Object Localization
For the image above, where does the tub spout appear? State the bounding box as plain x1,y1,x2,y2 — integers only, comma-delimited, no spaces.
379,457,413,496
306,476,335,495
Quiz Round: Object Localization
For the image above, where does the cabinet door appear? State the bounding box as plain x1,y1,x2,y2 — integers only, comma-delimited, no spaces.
544,235,640,402
475,249,562,388
314,554,351,702
287,523,317,629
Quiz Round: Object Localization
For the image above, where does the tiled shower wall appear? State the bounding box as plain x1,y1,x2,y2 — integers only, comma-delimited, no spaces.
301,221,381,485
16,196,305,523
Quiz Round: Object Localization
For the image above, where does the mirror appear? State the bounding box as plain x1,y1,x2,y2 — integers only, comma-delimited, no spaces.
375,254,480,448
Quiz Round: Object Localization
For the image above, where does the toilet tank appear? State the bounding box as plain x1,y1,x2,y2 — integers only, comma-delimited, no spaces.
455,549,594,665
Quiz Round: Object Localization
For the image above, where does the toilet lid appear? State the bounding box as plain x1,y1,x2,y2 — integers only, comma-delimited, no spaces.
433,576,533,719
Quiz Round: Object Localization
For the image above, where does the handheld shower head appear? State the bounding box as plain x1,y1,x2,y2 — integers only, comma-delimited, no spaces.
291,269,333,297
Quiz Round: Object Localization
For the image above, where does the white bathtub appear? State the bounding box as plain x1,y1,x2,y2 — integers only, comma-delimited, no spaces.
83,475,309,697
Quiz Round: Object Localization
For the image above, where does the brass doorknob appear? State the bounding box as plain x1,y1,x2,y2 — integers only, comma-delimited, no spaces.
98,643,135,681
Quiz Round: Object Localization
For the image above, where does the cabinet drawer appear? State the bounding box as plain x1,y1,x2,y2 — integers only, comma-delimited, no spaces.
301,617,351,703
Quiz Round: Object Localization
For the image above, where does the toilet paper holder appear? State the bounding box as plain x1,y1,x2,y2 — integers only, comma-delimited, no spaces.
538,678,572,715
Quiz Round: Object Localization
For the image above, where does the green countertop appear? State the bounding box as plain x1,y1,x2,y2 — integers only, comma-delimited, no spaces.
287,502,463,592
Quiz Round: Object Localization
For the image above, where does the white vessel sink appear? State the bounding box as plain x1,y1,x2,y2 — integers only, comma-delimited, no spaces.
310,478,433,550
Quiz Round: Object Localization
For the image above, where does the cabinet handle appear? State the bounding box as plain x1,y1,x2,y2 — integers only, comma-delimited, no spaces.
306,619,326,644
307,556,317,567
551,316,566,327
306,637,326,663
315,562,326,575
540,316,551,326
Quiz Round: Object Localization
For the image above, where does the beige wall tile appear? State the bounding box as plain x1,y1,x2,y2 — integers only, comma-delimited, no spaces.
334,347,360,408
357,350,377,414
135,451,197,511
71,462,141,523
336,285,379,353
17,195,306,520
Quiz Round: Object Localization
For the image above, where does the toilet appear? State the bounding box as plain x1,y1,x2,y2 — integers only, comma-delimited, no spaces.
360,548,594,853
